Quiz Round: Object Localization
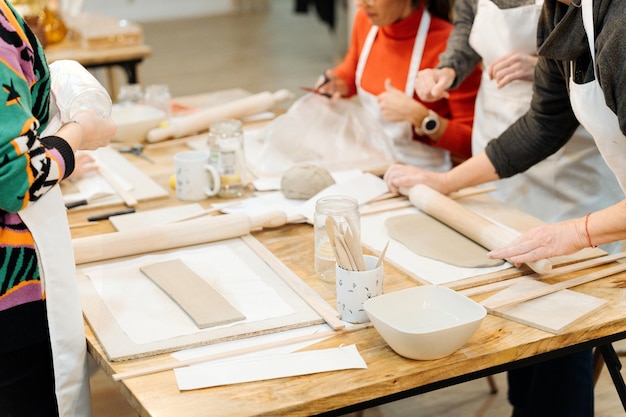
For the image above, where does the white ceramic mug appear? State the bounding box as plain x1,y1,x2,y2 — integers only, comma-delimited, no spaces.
174,150,220,200
336,255,383,324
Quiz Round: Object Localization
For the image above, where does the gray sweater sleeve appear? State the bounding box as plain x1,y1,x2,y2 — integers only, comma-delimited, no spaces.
437,0,482,89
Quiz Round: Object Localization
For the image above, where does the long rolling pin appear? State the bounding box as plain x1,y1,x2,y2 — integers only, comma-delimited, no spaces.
73,211,286,265
407,184,552,274
146,89,293,143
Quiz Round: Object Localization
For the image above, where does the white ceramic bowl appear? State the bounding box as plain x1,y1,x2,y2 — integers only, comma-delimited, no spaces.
111,104,165,143
363,286,486,360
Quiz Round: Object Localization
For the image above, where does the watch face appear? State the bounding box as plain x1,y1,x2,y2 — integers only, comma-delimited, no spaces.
424,119,438,131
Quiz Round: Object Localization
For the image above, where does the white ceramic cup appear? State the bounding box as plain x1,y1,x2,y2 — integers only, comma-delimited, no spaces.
174,150,220,200
336,255,384,324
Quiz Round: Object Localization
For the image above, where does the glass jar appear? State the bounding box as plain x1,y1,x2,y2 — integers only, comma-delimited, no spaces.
208,119,246,198
144,84,172,119
314,195,360,283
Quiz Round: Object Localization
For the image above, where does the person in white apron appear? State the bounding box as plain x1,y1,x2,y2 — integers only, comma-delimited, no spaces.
415,0,622,227
316,0,482,171
0,3,116,415
385,0,626,414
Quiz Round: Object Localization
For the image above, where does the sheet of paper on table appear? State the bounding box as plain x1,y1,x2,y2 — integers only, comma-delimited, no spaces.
175,344,367,390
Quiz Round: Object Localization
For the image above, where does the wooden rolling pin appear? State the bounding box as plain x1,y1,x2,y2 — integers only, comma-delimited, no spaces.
146,89,293,143
407,184,552,274
73,211,287,265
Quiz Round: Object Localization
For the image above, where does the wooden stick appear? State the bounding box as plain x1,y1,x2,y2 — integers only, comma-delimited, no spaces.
481,262,626,311
360,186,497,217
112,323,372,381
97,163,138,207
242,235,346,330
460,251,626,297
531,251,626,280
69,221,100,229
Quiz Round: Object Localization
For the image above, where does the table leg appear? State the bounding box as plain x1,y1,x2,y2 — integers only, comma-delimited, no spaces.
598,344,626,412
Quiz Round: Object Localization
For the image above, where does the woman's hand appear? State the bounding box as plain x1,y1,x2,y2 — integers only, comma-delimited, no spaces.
414,67,456,102
316,69,348,100
383,163,452,195
487,218,587,267
67,152,98,180
488,52,538,88
377,79,421,123
71,109,117,151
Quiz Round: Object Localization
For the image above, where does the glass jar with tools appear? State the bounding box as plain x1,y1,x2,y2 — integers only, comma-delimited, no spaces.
314,195,360,283
208,119,246,198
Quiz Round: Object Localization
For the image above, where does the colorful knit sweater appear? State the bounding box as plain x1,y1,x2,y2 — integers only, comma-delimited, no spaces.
0,0,75,349
333,6,482,160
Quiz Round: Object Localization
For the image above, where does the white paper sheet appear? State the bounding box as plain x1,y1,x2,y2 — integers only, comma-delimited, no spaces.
220,170,378,224
298,172,390,223
109,203,205,231
81,245,295,344
361,207,511,285
174,344,367,390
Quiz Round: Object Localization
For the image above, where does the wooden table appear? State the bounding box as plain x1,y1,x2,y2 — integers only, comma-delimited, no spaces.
45,36,152,95
67,136,626,417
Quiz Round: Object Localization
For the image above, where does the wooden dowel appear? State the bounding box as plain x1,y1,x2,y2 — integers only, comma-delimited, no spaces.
460,251,626,297
360,186,497,217
242,235,345,330
97,163,138,207
482,262,626,311
113,322,372,381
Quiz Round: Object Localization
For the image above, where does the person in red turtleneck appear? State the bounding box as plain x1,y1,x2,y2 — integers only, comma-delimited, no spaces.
317,0,482,170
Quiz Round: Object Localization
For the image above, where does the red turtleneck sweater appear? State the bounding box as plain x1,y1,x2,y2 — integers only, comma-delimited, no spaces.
334,7,481,160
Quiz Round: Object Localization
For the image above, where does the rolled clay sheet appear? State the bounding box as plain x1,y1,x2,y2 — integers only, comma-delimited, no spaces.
146,89,293,143
407,184,552,274
73,211,287,265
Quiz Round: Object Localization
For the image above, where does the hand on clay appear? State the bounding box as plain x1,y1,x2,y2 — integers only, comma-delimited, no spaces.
316,69,347,100
377,79,419,123
383,162,450,195
487,52,538,88
67,152,98,181
414,67,455,102
487,218,588,267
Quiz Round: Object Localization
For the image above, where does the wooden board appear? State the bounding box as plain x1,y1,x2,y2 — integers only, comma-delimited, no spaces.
77,235,335,361
482,278,607,333
140,259,246,329
62,145,168,210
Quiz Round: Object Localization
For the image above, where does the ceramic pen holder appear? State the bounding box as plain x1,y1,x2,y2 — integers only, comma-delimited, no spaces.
336,255,383,324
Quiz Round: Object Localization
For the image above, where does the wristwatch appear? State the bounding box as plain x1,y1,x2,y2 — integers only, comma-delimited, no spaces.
414,109,440,136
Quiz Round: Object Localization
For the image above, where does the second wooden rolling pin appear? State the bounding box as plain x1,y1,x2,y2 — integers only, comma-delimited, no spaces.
73,211,287,265
407,184,552,274
146,89,293,143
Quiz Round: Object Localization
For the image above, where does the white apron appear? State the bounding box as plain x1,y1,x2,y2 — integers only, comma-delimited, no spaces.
356,10,451,171
19,186,92,417
570,0,626,193
468,0,621,223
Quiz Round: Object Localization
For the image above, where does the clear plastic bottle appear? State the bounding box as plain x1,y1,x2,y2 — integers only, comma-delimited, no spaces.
208,119,246,198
